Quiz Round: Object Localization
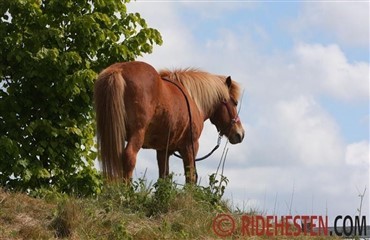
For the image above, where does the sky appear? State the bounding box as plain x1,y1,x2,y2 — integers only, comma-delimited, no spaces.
124,1,369,225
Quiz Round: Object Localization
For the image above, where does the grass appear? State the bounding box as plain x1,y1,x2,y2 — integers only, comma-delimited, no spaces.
0,174,340,239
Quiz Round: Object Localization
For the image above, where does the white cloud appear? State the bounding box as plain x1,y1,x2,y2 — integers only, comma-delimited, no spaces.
244,42,369,103
223,164,369,222
240,95,345,169
296,2,369,47
293,43,369,102
345,141,370,166
274,96,344,166
127,2,199,69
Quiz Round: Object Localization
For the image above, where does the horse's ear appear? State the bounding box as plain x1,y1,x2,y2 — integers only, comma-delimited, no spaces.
226,76,232,88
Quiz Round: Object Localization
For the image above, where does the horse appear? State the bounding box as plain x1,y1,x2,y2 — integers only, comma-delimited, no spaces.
94,61,244,183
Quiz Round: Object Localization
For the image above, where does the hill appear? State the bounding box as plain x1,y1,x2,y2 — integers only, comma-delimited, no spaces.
0,176,340,239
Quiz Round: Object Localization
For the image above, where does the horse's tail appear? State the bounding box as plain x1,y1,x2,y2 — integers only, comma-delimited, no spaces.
94,69,126,181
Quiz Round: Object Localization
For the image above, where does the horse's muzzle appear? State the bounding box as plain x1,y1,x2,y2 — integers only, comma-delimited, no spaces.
228,130,245,144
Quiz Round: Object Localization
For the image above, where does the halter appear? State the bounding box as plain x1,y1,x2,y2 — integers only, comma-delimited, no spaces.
222,99,240,125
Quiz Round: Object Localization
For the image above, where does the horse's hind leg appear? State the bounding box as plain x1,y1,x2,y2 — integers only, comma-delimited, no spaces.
122,129,145,182
156,150,170,178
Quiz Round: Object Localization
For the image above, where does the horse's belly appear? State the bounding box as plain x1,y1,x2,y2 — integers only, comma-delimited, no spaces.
142,134,167,149
142,122,188,150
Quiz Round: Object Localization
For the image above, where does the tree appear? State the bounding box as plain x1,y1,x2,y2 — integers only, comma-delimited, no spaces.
0,0,162,195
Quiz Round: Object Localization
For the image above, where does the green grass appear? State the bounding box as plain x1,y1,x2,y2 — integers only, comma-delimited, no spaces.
0,174,340,239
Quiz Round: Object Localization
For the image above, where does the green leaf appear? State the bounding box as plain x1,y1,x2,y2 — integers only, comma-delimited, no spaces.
51,130,58,137
19,159,29,168
37,168,51,179
24,169,33,182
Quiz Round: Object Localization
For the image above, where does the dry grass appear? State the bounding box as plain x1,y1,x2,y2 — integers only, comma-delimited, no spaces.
0,181,341,240
0,189,55,239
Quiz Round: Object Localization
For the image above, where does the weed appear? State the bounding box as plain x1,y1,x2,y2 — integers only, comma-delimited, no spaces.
148,174,179,216
110,220,132,240
189,173,230,211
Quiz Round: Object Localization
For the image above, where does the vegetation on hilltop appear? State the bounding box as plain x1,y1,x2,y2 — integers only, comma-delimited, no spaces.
0,175,340,239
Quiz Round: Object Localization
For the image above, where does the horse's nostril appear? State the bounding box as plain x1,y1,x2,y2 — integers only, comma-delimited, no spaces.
237,133,242,143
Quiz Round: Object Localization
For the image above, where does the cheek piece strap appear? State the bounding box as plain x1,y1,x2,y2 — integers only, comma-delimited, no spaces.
222,99,240,125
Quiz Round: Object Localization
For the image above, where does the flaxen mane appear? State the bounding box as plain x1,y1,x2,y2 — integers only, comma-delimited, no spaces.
160,69,241,116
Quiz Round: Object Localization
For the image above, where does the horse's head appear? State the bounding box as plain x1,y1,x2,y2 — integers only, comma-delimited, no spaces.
210,76,245,144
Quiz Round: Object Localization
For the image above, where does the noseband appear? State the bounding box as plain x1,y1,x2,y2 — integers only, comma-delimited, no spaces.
222,99,240,125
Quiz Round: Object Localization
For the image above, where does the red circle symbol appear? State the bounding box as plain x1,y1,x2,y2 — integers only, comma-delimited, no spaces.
212,213,235,237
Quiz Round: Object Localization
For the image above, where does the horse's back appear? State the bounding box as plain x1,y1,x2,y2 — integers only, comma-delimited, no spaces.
102,61,158,83
103,61,160,101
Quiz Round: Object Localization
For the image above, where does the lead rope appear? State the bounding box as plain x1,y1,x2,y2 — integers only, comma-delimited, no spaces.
173,134,221,161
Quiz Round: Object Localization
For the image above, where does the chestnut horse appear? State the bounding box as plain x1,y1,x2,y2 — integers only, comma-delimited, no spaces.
94,61,244,183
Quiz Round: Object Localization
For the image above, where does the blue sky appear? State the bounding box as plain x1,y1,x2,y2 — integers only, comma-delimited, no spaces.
126,1,369,225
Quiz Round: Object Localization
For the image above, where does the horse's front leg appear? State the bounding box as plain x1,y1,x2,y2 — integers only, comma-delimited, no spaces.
156,150,171,179
178,141,199,184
